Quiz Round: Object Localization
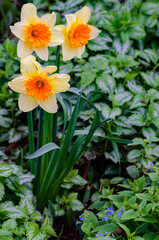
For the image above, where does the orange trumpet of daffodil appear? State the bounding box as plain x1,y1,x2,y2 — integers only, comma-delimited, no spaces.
55,6,101,61
8,55,70,113
10,3,64,61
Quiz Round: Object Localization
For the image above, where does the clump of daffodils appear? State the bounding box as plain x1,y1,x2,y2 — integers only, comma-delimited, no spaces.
9,3,101,113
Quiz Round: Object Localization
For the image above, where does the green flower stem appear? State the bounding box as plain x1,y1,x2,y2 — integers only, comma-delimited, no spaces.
27,111,35,175
35,107,43,196
52,46,60,142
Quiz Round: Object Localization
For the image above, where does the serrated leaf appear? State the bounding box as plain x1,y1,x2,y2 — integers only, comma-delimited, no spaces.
127,150,141,161
140,2,159,15
81,222,92,235
113,91,133,106
3,206,27,219
42,217,57,237
0,182,5,201
151,117,159,129
2,219,17,230
141,72,159,88
88,34,111,51
19,173,34,185
128,114,146,126
81,70,96,86
0,163,12,177
121,209,138,220
26,223,46,240
70,199,84,211
126,165,140,178
96,74,116,94
127,79,145,95
19,197,34,215
94,58,108,71
136,215,157,223
130,95,147,109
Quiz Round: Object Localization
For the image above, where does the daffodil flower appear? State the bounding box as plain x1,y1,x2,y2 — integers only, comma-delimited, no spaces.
8,55,70,113
55,6,101,61
10,3,64,61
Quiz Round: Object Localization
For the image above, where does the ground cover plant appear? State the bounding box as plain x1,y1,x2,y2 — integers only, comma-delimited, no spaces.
0,162,56,239
0,0,159,239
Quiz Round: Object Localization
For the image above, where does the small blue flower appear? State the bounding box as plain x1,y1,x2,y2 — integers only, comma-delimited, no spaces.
95,234,98,238
104,232,108,236
108,207,114,214
107,211,112,216
102,216,109,221
112,233,115,237
99,233,104,236
103,211,105,215
79,216,84,221
75,220,78,226
121,209,124,213
117,212,122,217
149,168,152,172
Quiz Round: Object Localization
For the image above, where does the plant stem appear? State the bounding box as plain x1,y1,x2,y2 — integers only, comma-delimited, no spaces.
52,46,60,142
27,111,35,175
35,107,43,196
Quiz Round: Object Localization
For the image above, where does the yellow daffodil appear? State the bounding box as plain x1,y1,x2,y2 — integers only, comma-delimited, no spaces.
10,3,64,61
8,55,70,113
55,6,101,61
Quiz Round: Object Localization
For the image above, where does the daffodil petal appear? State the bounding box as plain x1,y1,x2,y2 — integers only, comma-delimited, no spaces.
38,66,57,74
89,25,101,40
21,3,37,22
54,25,66,33
38,94,57,113
8,75,27,93
21,55,40,76
75,6,91,24
51,74,70,93
40,12,56,29
17,40,33,58
34,46,48,61
62,43,77,61
10,23,27,41
48,29,64,47
65,14,76,30
19,93,38,112
76,46,85,58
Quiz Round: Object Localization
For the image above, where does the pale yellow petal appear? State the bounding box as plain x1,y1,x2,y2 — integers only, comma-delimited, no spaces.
40,12,56,29
76,46,85,58
65,14,76,30
20,55,40,76
34,46,48,61
75,6,91,24
48,29,64,47
38,66,57,74
89,25,101,40
62,42,77,61
21,3,37,22
19,94,38,112
54,25,66,34
17,40,33,58
8,75,27,93
51,74,70,93
10,23,27,41
38,94,57,113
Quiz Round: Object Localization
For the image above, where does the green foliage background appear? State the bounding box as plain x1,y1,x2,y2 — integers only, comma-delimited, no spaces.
0,0,159,239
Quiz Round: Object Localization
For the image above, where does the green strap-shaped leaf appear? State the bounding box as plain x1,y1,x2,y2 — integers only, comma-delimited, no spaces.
27,143,60,159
